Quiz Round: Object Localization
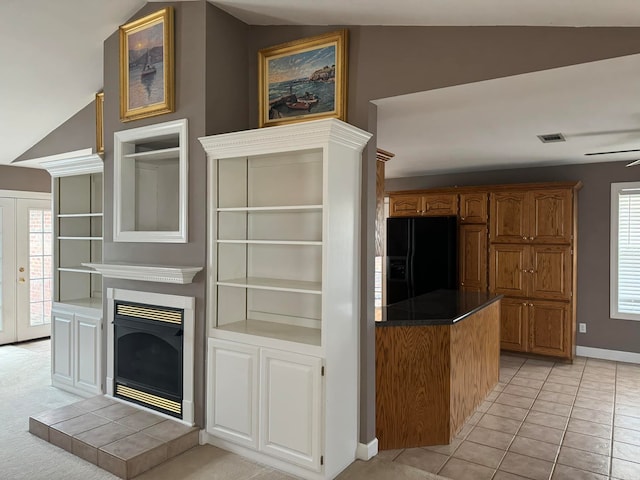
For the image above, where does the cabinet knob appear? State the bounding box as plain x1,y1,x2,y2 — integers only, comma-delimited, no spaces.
19,267,25,273
522,236,527,240
522,302,527,306
528,303,533,307
18,277,25,283
529,269,534,274
461,216,465,220
529,236,534,240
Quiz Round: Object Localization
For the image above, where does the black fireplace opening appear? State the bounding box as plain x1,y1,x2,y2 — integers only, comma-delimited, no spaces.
114,301,184,418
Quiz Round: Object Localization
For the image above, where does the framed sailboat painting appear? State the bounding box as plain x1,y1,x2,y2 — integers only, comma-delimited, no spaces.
258,30,348,128
119,7,175,122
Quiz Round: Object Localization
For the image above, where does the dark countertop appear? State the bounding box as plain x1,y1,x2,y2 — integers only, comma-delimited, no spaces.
375,289,502,327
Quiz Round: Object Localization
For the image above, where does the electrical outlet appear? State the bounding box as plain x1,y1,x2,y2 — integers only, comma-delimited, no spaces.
579,323,587,333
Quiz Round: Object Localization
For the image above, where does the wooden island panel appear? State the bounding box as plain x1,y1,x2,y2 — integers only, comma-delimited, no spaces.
376,300,500,449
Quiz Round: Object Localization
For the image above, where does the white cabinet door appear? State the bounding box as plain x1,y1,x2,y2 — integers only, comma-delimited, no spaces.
74,312,102,395
260,348,323,471
51,308,73,385
208,338,259,449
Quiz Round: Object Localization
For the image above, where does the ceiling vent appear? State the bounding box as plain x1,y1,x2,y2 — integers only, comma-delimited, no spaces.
537,133,566,143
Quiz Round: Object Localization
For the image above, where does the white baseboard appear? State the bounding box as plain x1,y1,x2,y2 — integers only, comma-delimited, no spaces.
576,346,640,364
356,438,378,461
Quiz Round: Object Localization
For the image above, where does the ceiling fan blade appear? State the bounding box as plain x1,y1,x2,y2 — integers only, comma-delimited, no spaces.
626,159,640,167
585,148,640,156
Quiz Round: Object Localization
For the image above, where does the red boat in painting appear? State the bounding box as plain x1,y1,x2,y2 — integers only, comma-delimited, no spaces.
285,92,319,111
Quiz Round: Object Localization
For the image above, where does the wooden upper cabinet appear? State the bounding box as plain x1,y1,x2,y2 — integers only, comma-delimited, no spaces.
490,188,573,244
490,191,529,243
422,193,458,216
389,194,423,217
459,224,487,292
459,193,488,224
530,190,573,244
389,193,457,217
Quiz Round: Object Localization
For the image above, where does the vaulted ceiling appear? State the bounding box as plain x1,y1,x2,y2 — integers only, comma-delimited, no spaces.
3,0,640,175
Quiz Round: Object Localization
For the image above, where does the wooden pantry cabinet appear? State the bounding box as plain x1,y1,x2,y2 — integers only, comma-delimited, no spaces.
489,183,579,360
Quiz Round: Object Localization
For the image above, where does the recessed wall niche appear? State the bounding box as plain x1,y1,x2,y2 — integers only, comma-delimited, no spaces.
113,119,188,242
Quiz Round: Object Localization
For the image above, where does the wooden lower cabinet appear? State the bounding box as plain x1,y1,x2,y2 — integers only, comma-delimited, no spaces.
529,300,572,358
499,297,572,359
499,297,528,352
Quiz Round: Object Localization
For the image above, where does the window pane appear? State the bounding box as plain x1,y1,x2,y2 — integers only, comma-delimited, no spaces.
617,189,640,315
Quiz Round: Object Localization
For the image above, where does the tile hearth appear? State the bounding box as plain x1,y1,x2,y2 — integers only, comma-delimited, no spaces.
29,395,198,479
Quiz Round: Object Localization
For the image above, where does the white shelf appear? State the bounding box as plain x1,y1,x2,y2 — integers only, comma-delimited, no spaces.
83,262,202,284
216,319,321,347
58,236,103,241
217,277,322,294
56,297,103,311
123,146,180,161
217,239,322,246
217,205,322,213
58,213,103,218
59,266,102,274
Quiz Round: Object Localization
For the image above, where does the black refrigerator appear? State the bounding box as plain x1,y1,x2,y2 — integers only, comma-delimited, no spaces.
386,216,458,305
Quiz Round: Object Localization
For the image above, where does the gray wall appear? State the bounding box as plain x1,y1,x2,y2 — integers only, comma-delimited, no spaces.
386,161,640,355
100,1,249,428
14,101,97,162
0,165,50,192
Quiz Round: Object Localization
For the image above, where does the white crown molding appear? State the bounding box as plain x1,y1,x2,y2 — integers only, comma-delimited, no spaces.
83,262,202,284
40,152,104,177
199,118,372,159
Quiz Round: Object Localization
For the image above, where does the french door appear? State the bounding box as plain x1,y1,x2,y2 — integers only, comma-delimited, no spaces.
0,193,52,345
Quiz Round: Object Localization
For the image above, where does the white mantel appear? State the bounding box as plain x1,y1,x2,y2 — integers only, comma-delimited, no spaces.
83,263,202,284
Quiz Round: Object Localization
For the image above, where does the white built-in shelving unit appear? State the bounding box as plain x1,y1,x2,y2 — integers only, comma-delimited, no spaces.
200,119,372,480
41,153,104,396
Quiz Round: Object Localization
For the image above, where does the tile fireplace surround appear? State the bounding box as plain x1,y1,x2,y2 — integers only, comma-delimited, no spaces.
29,395,198,479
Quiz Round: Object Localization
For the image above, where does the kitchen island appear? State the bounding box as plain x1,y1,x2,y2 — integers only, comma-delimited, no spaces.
375,289,501,449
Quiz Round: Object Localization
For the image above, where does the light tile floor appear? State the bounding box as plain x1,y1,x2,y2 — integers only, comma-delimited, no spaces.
378,354,640,480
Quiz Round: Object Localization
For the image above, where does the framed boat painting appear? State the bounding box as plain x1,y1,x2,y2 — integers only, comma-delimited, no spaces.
119,7,175,122
258,30,348,128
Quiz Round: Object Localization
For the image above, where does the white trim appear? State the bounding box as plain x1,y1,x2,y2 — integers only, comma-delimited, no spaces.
40,153,103,177
199,118,372,159
0,189,51,200
84,263,202,284
610,181,640,321
106,288,196,425
12,148,93,170
356,438,379,461
576,346,640,364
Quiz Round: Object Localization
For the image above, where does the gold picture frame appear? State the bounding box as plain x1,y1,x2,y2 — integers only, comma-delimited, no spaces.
95,92,104,154
258,30,348,128
119,7,174,122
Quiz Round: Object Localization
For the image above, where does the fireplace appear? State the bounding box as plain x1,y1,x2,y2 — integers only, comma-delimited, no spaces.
114,301,184,418
106,288,195,425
